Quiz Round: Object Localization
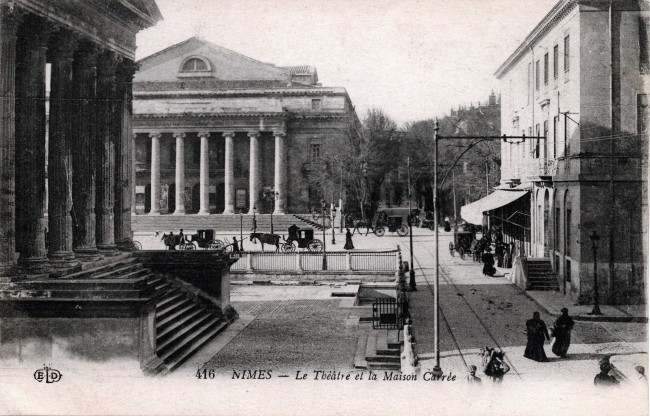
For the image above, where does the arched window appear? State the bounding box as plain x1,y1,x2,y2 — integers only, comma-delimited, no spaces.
179,56,212,77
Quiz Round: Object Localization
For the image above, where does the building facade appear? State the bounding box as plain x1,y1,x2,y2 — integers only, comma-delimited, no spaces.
0,0,161,275
132,38,362,217
495,0,648,304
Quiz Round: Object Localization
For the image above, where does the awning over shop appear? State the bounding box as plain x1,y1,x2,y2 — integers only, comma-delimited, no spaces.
460,190,529,225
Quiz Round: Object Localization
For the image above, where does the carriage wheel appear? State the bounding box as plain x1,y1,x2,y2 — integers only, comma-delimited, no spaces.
282,242,296,253
449,242,455,256
374,227,385,237
307,239,323,252
132,241,142,251
180,242,196,250
397,224,409,237
459,247,465,260
207,239,224,250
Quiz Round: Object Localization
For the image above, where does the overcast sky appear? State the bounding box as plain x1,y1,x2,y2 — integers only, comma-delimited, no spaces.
135,0,559,126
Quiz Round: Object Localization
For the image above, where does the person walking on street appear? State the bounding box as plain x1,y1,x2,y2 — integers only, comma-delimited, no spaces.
481,347,510,383
551,308,575,358
481,247,496,277
524,311,550,362
178,228,186,244
232,236,240,254
495,243,504,267
343,228,354,250
594,358,620,387
467,365,482,384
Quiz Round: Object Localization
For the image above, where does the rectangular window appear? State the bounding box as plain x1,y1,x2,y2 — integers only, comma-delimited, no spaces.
543,120,548,159
310,143,321,162
535,60,540,90
535,124,540,158
544,53,549,85
639,94,648,133
311,99,322,110
555,207,560,250
565,259,571,282
565,209,571,256
553,116,559,158
564,35,570,72
640,17,649,73
553,45,559,79
527,63,531,104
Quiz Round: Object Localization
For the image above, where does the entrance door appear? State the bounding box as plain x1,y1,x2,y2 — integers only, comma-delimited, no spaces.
144,184,151,214
191,183,200,214
168,184,176,213
216,183,225,213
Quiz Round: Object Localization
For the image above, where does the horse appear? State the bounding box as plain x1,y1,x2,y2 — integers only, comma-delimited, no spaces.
161,233,182,250
249,232,281,252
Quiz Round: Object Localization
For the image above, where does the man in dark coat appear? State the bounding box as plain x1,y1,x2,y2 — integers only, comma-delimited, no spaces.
481,247,496,276
551,308,575,357
594,358,620,387
524,311,550,362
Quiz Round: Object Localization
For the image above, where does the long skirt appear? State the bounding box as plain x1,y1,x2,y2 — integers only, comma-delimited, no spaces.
552,332,572,357
483,263,496,276
524,336,548,362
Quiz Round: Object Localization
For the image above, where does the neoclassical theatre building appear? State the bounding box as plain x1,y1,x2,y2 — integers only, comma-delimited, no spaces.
132,37,362,218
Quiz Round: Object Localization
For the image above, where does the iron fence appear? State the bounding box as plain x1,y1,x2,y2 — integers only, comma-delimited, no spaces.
372,297,409,330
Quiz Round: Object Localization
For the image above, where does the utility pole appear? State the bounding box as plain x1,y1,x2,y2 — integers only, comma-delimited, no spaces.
485,157,489,196
432,121,442,377
407,156,416,291
452,167,457,226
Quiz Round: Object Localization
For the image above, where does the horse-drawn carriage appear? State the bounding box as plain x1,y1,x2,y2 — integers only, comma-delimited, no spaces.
373,213,409,237
188,229,228,250
449,229,475,259
281,228,323,252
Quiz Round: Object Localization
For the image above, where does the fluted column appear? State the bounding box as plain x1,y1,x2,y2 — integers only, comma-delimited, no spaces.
114,59,137,249
48,29,78,263
131,133,137,215
223,131,235,214
149,132,161,215
0,6,19,275
274,131,286,214
197,131,210,215
173,132,186,214
248,132,260,214
71,40,98,257
95,49,120,251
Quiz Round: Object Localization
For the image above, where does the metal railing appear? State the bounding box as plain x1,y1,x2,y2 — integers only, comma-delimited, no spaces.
229,249,400,273
372,297,409,330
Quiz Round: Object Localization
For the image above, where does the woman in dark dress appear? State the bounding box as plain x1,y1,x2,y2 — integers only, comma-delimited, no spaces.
481,247,496,276
343,228,354,250
524,311,550,362
551,308,575,357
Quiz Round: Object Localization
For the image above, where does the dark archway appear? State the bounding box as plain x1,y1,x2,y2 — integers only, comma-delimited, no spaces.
144,184,151,214
168,184,176,214
191,183,200,214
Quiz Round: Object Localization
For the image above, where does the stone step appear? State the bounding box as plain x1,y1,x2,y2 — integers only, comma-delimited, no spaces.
157,311,215,352
155,291,185,310
157,308,206,340
365,332,378,359
161,318,228,370
0,277,149,291
57,257,138,279
156,302,202,331
156,297,193,321
367,361,401,371
387,330,402,349
376,331,400,356
353,334,368,369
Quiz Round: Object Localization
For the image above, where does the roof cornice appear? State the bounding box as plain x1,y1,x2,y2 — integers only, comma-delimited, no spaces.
494,0,578,79
133,88,347,99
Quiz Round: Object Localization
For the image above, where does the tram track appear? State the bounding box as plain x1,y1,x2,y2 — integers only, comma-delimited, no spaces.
407,235,523,380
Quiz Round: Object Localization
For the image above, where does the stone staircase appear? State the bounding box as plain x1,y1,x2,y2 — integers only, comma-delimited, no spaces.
527,257,559,291
132,213,319,233
291,214,327,231
354,330,402,371
0,254,230,375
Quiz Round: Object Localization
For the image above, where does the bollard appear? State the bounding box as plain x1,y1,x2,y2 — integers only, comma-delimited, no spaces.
400,324,420,375
295,252,303,273
246,252,253,271
346,251,352,271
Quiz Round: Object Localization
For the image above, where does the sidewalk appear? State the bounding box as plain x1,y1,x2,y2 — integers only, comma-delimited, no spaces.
525,290,648,323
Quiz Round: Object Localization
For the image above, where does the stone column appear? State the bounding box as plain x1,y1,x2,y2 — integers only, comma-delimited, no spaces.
223,131,235,214
71,40,98,257
0,6,19,275
173,132,186,214
248,132,259,214
114,59,137,250
131,133,137,215
47,29,78,263
274,131,286,214
95,49,120,251
149,132,161,215
197,131,210,215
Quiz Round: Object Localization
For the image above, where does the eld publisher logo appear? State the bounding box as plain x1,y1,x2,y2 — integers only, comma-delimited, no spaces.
33,366,62,384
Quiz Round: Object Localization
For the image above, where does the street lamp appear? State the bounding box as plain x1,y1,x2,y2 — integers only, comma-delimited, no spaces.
431,121,443,377
407,156,416,291
263,189,279,234
589,231,602,315
331,204,337,245
321,199,328,270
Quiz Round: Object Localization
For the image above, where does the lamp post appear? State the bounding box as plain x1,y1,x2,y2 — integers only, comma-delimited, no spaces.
407,156,416,291
239,210,244,251
331,205,337,245
590,231,602,315
252,205,258,234
263,189,278,234
431,121,442,377
321,199,327,270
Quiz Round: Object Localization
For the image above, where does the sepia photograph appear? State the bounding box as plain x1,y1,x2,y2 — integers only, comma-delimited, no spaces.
0,0,648,414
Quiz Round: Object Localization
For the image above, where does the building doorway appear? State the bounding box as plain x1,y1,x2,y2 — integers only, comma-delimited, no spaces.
191,183,200,214
168,184,176,213
144,184,151,214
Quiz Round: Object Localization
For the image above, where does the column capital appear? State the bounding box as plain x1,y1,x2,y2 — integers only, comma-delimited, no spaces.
18,14,50,47
247,132,260,138
197,131,210,138
149,132,161,139
173,132,186,139
48,28,79,61
96,49,122,78
222,131,236,139
116,58,139,83
273,130,286,137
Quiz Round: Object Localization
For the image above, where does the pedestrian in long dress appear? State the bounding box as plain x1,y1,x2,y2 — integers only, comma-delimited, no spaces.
524,311,550,362
343,228,354,250
481,247,496,276
551,308,575,357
